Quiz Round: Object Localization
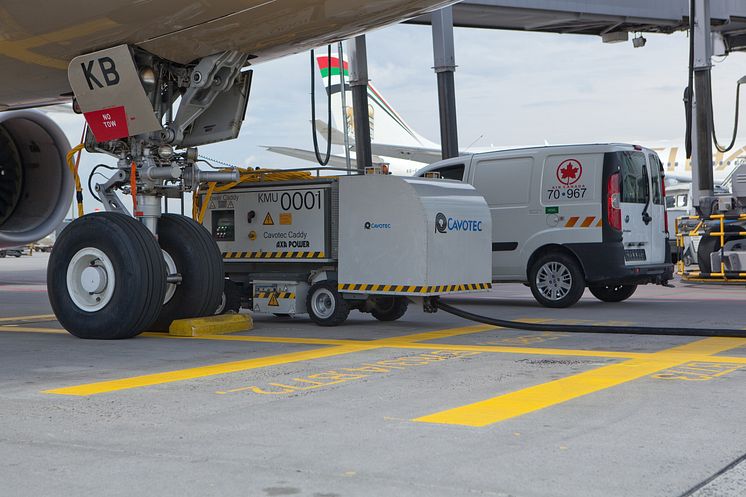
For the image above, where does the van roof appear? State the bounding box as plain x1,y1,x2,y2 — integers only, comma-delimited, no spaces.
469,143,650,157
415,143,654,174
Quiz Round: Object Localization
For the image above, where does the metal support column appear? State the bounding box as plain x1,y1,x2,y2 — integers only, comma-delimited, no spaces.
692,0,714,210
432,7,459,160
347,35,372,171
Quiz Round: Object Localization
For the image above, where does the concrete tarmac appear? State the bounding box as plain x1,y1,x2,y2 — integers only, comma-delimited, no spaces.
1,254,745,497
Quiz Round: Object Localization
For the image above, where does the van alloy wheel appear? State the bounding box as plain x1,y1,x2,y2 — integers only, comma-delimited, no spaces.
536,261,572,301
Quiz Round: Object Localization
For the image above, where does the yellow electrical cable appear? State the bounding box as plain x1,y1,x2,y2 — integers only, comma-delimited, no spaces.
65,143,85,218
194,167,315,224
196,182,217,224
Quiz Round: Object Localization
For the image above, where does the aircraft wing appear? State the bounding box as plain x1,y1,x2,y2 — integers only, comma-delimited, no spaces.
0,0,456,108
369,143,444,164
264,146,358,170
314,120,349,146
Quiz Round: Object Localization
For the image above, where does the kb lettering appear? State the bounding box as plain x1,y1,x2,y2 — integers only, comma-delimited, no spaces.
81,57,120,91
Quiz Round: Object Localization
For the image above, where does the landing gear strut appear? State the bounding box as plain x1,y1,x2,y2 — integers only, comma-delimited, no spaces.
48,45,251,338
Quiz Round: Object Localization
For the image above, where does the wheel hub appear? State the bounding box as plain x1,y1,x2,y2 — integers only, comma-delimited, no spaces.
536,261,572,301
66,247,116,312
311,288,335,319
80,265,108,294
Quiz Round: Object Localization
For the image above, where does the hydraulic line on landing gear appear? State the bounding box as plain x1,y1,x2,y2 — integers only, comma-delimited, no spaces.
434,300,746,338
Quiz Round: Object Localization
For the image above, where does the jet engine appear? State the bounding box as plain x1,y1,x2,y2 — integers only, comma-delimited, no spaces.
0,110,73,249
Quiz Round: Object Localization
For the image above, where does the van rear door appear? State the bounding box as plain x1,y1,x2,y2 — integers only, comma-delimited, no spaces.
618,151,657,265
647,152,667,264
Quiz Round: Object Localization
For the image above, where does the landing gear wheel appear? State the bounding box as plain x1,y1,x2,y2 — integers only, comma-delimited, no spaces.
215,279,241,315
370,296,409,322
307,280,349,326
47,212,167,339
589,284,637,303
151,214,224,331
529,252,585,308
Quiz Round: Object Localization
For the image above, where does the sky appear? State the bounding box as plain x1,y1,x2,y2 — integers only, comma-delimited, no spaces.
49,22,746,214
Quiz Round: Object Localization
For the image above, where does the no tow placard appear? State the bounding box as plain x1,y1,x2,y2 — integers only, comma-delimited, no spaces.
68,45,162,141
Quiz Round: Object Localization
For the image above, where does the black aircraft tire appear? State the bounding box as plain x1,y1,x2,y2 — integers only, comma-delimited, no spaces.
151,214,224,331
216,279,242,315
47,212,167,339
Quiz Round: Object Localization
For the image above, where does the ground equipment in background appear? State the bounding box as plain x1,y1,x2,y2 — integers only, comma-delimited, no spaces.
202,169,493,325
676,163,746,282
416,144,674,308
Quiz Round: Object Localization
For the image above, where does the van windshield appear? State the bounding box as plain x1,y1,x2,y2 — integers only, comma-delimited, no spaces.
423,164,465,181
619,152,649,204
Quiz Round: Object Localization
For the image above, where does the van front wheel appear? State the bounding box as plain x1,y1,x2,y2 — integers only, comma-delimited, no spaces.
529,253,585,308
589,284,637,303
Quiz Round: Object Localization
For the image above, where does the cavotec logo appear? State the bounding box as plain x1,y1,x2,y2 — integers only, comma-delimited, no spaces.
435,212,483,234
364,221,391,230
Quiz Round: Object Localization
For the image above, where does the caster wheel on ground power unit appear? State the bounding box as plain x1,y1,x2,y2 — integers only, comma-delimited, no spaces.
150,214,224,331
47,212,167,339
307,280,349,326
589,284,637,303
370,296,409,322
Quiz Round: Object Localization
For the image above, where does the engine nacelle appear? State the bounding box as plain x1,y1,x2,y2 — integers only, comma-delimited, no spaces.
0,110,73,249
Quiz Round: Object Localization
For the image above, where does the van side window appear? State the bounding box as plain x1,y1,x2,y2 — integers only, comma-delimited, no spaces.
426,164,465,181
473,157,532,206
620,152,649,204
648,154,664,205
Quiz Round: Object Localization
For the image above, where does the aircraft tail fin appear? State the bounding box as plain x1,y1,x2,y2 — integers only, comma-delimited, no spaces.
315,53,437,149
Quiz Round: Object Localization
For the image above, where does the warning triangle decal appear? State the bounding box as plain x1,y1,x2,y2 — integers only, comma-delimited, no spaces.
263,212,275,225
268,293,279,307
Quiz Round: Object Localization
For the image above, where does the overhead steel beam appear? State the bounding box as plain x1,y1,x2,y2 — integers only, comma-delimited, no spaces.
432,7,459,160
347,35,373,171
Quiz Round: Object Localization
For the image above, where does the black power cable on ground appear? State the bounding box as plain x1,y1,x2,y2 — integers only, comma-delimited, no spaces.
436,300,746,338
310,45,333,166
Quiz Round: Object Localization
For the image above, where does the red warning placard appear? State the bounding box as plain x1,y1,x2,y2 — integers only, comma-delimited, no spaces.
83,106,130,142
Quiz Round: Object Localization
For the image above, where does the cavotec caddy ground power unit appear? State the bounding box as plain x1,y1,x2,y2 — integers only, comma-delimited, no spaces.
202,171,492,326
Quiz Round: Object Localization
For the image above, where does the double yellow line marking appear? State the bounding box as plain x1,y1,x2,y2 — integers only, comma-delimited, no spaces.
414,337,746,427
43,325,494,397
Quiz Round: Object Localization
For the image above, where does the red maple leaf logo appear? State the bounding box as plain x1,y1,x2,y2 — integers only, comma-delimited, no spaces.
557,160,582,185
560,163,578,180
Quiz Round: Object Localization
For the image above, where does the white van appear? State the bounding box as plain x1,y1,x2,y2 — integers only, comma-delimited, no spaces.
416,144,674,307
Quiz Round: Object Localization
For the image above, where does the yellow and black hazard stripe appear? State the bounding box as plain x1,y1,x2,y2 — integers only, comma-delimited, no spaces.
223,251,326,259
564,216,603,228
255,292,296,299
337,283,491,294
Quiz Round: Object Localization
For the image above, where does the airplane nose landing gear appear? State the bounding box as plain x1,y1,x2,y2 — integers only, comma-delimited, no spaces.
50,46,249,338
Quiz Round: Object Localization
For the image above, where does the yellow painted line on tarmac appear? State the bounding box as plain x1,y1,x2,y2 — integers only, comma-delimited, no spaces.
44,344,376,397
414,337,746,427
0,314,56,323
0,326,66,334
44,325,494,396
142,332,356,347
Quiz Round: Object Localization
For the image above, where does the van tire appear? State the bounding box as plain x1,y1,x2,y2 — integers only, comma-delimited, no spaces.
529,252,585,308
589,284,637,303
